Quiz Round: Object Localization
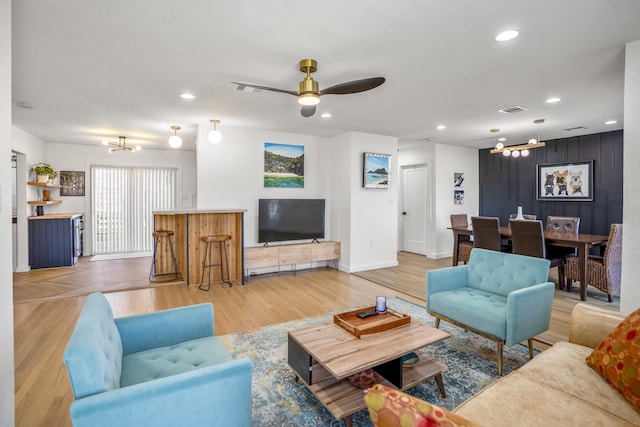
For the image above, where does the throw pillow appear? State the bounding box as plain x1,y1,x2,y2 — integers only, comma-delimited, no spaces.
586,307,640,412
364,384,481,427
348,368,380,389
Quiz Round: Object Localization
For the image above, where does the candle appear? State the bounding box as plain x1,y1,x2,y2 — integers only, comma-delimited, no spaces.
375,296,387,313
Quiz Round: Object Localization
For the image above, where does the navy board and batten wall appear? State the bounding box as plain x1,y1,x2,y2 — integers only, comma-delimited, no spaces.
479,129,623,238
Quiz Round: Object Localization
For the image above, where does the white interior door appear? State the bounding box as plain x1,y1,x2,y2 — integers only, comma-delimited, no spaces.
401,165,427,255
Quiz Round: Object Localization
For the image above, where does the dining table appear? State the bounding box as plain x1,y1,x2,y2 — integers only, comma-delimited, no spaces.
449,225,609,301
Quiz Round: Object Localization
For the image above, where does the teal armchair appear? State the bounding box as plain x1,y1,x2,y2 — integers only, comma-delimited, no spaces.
63,293,252,427
426,248,554,375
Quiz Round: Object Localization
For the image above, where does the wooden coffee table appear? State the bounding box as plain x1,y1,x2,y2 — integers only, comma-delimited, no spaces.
287,316,450,426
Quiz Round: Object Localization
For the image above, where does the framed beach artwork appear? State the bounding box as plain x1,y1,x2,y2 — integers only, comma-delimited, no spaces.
363,152,391,188
536,160,594,201
264,142,304,188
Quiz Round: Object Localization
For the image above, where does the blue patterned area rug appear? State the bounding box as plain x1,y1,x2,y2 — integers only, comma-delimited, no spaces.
218,298,535,427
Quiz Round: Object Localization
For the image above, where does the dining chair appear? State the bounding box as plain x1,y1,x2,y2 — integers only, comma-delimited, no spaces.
450,214,473,264
509,213,537,220
546,216,580,233
509,219,565,289
545,216,581,262
471,216,502,251
564,223,622,302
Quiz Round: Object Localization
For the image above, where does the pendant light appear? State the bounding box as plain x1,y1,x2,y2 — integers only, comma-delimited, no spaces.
168,126,182,148
208,119,222,144
490,119,546,157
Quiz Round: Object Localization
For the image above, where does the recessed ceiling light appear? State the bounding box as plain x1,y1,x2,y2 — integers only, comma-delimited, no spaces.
180,93,195,99
321,112,332,118
494,29,520,42
498,137,507,142
436,124,446,130
546,97,561,104
604,120,618,125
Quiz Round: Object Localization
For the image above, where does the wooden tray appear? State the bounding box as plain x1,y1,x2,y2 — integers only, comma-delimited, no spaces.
333,306,411,338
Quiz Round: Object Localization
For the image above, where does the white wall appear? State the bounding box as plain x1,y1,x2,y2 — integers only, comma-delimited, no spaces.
1,0,15,424
622,40,640,314
328,133,353,269
195,126,398,273
344,132,398,272
433,143,479,259
195,124,329,247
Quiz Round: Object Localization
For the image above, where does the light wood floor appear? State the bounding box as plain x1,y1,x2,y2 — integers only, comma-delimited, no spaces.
13,252,619,427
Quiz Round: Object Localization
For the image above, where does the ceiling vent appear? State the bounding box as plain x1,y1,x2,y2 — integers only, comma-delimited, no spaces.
498,105,528,114
563,126,587,132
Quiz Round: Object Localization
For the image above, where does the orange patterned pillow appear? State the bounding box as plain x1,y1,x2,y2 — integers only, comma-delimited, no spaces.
586,307,640,411
364,384,481,427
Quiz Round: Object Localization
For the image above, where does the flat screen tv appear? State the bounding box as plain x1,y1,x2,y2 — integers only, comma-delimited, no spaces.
258,199,325,243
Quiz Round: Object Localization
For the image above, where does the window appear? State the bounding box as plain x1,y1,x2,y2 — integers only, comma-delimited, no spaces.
91,166,176,255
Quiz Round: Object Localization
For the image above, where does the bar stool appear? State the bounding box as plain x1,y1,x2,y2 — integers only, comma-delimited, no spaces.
149,230,179,282
199,235,232,290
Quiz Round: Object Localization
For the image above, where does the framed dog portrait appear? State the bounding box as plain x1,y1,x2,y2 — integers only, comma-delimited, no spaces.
536,160,593,201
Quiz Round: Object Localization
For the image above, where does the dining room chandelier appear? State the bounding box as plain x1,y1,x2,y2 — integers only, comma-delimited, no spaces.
102,136,141,153
490,119,546,158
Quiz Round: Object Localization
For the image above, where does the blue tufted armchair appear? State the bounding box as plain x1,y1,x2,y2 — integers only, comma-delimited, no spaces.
426,248,555,375
63,293,252,427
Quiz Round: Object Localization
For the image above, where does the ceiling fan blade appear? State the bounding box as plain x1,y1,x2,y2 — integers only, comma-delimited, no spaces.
231,81,299,96
301,105,316,117
319,77,385,95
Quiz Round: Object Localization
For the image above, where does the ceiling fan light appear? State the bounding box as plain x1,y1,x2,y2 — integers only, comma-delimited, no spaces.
208,130,222,144
298,93,320,106
168,135,182,148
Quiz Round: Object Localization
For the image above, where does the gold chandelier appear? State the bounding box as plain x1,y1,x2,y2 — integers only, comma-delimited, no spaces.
490,119,546,158
102,136,141,153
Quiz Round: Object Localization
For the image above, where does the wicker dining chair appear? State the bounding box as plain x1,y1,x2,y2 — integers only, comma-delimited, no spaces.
564,223,622,302
450,214,473,264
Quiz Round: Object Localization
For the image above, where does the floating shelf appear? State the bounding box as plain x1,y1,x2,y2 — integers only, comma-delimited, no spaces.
28,181,61,188
28,200,63,206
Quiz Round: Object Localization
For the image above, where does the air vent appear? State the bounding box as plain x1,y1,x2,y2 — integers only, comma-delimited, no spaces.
563,126,587,132
498,105,528,114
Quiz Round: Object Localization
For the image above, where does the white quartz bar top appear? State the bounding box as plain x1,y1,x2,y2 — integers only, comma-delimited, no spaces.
154,209,247,215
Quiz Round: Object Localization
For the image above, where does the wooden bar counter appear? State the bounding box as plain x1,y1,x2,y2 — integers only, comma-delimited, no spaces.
153,209,246,286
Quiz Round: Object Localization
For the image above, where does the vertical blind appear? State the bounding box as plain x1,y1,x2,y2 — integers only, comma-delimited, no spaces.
91,166,177,255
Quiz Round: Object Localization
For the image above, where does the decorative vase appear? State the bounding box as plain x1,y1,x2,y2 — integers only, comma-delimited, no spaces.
42,190,51,201
36,175,49,183
515,206,525,220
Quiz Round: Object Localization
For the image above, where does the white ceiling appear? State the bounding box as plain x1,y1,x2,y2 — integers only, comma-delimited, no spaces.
11,1,640,152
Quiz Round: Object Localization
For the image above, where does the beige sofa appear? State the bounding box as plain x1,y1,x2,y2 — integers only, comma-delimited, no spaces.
454,303,640,426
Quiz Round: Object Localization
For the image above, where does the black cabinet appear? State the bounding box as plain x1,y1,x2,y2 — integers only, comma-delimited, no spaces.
29,215,83,269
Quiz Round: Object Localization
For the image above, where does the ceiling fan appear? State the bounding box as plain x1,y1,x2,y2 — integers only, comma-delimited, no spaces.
231,59,385,117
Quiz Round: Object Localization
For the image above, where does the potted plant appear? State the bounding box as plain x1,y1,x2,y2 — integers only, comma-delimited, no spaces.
33,163,55,183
